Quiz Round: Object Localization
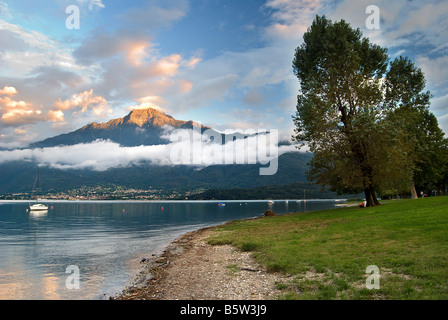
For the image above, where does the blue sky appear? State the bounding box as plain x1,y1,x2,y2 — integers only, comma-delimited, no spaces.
0,0,447,148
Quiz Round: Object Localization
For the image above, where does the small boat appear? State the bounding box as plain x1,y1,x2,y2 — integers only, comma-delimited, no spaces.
267,200,274,204
218,202,226,207
29,203,49,212
29,167,48,212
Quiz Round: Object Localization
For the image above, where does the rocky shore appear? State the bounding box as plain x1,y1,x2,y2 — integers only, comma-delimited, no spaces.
112,225,290,300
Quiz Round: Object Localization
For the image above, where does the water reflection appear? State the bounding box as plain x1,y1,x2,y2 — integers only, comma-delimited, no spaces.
0,200,339,299
29,210,48,217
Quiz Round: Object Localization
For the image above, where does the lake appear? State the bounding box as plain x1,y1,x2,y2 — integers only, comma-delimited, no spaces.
0,199,341,300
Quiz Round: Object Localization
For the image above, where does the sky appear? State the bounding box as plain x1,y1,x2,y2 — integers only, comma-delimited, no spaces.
0,0,447,150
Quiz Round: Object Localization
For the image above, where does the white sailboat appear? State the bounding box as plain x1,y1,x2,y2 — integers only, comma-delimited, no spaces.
29,167,48,212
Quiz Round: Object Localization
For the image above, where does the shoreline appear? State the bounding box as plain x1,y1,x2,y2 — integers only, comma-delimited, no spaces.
112,221,290,300
0,199,347,203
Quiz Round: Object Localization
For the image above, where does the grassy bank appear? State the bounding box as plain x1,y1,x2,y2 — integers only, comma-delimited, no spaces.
207,196,448,299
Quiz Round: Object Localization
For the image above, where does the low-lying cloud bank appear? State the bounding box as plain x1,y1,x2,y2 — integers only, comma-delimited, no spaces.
0,130,299,175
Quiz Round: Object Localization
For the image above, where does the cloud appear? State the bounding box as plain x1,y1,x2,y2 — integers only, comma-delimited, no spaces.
170,74,239,113
0,28,29,52
147,54,182,77
185,57,202,69
157,0,321,115
0,129,296,173
243,88,265,106
73,31,150,66
431,94,448,113
0,1,12,19
0,86,17,95
0,20,76,78
438,113,448,135
47,110,65,123
77,0,105,10
0,86,44,126
72,25,200,109
53,89,111,118
126,96,167,113
262,0,322,43
0,86,112,132
417,55,448,89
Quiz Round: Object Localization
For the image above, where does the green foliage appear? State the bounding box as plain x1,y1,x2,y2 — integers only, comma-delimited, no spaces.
188,182,356,200
292,15,446,205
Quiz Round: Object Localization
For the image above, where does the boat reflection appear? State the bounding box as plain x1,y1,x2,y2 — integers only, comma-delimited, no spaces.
28,210,48,218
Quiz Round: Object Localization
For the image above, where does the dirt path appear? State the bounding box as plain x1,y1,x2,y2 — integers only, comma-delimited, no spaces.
114,227,289,300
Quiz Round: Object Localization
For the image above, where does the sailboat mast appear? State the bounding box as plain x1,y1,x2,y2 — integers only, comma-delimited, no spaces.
35,167,40,203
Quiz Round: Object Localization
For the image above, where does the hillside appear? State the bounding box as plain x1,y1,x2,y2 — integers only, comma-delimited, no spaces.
0,152,313,195
188,182,351,200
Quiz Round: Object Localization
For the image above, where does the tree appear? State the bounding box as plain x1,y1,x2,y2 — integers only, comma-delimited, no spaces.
386,56,448,197
408,110,448,196
292,16,434,206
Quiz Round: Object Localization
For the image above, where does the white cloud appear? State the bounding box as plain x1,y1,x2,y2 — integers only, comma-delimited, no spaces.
430,93,448,113
438,113,448,135
77,0,105,10
0,129,297,172
263,0,322,43
127,96,167,113
0,20,77,78
53,89,112,118
417,55,448,89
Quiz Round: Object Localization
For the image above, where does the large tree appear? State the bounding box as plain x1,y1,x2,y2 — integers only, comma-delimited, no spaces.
292,16,435,206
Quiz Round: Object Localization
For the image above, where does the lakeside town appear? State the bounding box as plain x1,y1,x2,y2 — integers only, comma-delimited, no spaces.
0,185,201,201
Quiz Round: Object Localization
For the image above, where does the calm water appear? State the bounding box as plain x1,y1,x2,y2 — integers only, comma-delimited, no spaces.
0,199,340,300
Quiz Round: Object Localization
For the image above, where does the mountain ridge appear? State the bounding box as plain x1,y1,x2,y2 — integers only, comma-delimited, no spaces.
80,108,207,130
31,107,212,148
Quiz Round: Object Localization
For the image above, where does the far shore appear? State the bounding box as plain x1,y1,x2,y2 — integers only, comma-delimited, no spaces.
0,198,348,203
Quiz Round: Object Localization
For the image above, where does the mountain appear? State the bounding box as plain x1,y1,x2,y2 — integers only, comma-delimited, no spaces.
1,107,315,197
0,152,313,195
31,108,211,148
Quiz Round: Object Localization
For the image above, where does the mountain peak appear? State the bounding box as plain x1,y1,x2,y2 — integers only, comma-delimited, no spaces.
124,107,181,127
31,107,212,148
81,107,187,130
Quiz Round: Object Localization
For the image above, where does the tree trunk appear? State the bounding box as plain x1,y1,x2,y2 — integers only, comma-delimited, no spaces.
347,136,381,207
410,180,418,199
364,185,380,207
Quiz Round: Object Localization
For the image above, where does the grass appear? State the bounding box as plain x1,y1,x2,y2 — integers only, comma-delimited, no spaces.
207,196,448,300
